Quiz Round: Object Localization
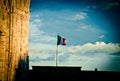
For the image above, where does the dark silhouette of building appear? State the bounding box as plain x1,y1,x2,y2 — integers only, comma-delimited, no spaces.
16,66,120,81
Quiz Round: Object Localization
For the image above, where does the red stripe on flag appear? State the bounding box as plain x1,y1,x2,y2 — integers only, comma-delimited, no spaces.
62,38,66,45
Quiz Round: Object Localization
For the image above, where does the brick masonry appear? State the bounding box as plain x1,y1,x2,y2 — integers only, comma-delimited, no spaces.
0,0,30,81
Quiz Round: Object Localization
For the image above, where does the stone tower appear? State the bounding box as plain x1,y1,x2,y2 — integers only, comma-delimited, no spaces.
0,0,30,81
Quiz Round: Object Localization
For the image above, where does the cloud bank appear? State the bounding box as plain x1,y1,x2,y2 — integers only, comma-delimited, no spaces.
74,12,87,20
29,42,120,58
29,42,120,71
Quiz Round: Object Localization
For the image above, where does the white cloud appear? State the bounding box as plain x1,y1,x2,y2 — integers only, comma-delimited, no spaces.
98,35,104,38
29,15,56,44
29,42,120,59
67,42,120,54
29,42,120,70
74,12,87,20
84,5,97,11
33,19,42,23
80,25,91,30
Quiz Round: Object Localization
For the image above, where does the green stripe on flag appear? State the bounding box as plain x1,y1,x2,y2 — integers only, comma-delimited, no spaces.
57,35,62,45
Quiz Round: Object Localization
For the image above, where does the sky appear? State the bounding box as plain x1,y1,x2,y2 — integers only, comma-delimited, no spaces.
28,0,120,71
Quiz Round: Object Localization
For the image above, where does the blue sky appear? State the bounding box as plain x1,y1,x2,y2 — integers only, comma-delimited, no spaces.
29,0,120,71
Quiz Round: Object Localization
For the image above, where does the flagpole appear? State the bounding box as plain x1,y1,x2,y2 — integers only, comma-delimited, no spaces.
56,45,58,67
56,35,66,67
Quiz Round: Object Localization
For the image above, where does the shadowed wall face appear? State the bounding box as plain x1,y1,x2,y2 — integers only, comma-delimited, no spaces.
0,0,30,81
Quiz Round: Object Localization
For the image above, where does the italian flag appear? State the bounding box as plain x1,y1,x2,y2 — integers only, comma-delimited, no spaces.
57,35,66,45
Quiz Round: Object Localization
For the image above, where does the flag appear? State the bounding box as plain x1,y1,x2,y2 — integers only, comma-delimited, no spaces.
57,35,66,45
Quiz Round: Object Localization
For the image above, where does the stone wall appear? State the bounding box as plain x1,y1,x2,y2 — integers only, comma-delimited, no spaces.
0,0,30,81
